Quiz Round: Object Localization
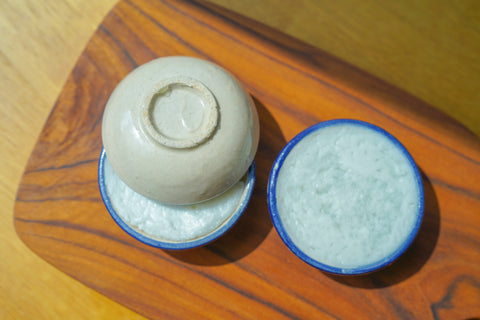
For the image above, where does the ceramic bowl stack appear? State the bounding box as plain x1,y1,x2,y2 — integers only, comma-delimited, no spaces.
99,56,259,249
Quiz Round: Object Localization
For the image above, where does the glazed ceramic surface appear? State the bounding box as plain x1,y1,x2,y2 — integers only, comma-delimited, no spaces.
98,148,256,249
268,119,424,275
102,56,259,204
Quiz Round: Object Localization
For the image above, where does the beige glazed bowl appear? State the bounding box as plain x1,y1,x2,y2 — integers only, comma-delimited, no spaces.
102,56,259,204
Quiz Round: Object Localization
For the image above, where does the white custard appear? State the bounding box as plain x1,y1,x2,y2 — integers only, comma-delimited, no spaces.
104,158,245,242
275,124,420,268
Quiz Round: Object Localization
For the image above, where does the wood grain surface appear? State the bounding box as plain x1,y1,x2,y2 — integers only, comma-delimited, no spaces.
12,0,480,319
2,0,480,319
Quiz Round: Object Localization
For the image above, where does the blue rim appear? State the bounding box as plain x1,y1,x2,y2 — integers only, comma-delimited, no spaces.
98,148,255,250
267,119,425,275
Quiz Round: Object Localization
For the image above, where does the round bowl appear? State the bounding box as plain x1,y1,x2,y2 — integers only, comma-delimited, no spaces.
99,148,255,249
102,56,259,205
268,119,424,275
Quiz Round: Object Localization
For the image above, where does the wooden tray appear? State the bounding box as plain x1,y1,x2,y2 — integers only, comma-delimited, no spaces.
14,0,480,318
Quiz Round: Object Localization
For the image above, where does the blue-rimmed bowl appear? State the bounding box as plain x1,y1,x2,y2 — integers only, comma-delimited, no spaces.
99,148,255,250
267,119,424,275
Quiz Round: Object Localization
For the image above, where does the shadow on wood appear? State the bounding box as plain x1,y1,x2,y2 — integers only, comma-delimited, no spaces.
166,97,286,265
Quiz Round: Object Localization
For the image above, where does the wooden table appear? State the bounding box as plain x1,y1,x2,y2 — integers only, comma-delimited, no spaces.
1,0,479,319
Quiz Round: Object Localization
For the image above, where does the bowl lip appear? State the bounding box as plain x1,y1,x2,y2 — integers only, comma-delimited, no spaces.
267,119,425,275
98,147,255,250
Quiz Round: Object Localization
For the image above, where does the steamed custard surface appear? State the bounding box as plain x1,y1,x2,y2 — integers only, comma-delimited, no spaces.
104,158,245,242
276,125,419,268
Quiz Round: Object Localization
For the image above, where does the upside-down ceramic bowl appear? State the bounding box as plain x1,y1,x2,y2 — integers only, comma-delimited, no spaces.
102,56,259,205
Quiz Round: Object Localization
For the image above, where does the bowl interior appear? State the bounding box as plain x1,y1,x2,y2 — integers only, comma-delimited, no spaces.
99,148,256,250
268,119,424,275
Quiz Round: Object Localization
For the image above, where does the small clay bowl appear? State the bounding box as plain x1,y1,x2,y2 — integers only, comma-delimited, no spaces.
102,56,259,205
268,119,424,275
99,148,256,249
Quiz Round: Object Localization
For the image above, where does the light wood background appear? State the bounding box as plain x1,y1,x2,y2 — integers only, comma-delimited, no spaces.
1,0,479,319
